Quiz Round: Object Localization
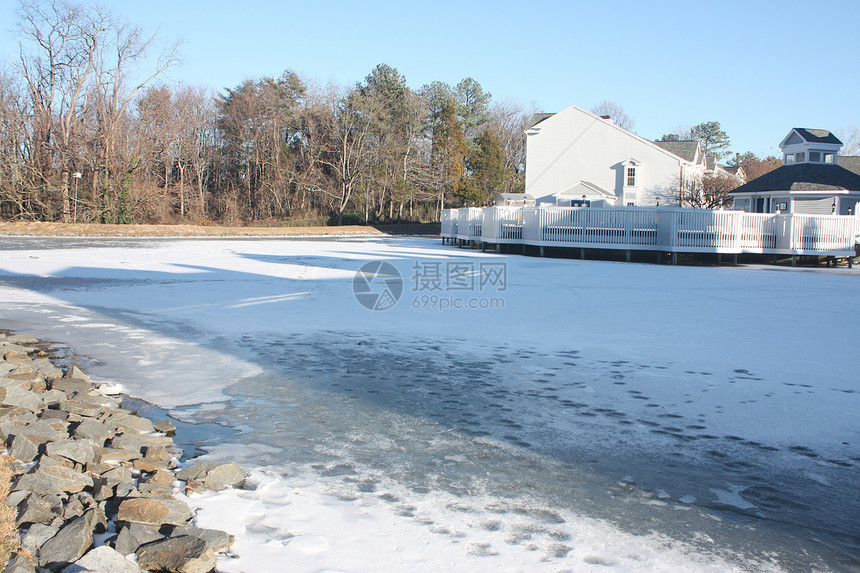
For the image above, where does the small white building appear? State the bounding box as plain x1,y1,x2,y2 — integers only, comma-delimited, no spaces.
729,128,860,215
524,105,708,207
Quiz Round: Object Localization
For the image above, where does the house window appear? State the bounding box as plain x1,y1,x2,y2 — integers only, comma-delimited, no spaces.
626,167,636,187
824,153,835,163
809,151,821,162
784,154,795,164
796,152,806,163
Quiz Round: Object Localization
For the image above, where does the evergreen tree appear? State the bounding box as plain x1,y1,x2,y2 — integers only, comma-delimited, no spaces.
691,121,731,161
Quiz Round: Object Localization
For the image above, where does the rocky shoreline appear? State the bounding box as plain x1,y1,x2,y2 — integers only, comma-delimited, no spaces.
0,329,245,572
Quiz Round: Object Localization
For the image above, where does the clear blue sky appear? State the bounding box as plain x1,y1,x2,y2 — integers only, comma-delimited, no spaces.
2,0,859,157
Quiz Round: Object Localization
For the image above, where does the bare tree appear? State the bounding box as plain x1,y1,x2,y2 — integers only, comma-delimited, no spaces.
590,100,635,131
837,126,860,156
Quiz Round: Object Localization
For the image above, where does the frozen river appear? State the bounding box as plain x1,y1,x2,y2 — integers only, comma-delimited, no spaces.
0,236,858,572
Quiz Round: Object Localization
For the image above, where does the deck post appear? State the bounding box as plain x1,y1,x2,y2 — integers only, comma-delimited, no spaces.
522,245,527,255
671,252,678,265
732,254,738,265
580,248,586,260
717,253,722,266
540,246,545,257
791,255,797,266
626,250,631,263
496,244,501,253
657,252,661,263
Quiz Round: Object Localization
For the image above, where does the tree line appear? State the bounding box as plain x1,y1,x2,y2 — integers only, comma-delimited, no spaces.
0,1,531,225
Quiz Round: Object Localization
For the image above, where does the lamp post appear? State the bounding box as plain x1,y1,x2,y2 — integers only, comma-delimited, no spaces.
72,172,82,224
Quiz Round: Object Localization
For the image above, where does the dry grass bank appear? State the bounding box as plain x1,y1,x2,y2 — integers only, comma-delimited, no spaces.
0,456,19,565
0,222,387,238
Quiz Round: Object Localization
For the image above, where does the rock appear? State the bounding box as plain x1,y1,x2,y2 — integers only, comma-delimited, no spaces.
144,445,172,462
110,434,174,454
103,411,155,435
58,400,106,418
5,489,30,508
92,477,116,502
100,466,134,484
113,522,163,556
40,389,69,406
0,386,43,411
14,465,94,496
63,545,144,573
3,351,31,366
92,446,138,464
133,458,169,473
38,513,95,570
4,552,37,573
11,418,62,440
10,434,42,463
144,469,176,487
30,358,64,378
177,462,247,490
168,525,234,552
21,522,60,552
51,378,91,397
135,535,215,573
64,365,90,383
117,498,192,527
153,420,176,435
45,438,98,465
16,495,55,527
7,333,39,345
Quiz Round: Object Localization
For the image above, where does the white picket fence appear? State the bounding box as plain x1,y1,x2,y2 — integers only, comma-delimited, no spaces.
441,206,860,257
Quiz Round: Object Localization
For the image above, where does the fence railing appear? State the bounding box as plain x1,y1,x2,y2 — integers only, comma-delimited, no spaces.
439,206,859,256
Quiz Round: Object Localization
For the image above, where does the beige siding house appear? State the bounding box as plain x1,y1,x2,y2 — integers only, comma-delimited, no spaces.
524,105,707,207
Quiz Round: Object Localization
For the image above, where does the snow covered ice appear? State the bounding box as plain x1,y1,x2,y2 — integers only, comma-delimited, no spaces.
0,236,858,572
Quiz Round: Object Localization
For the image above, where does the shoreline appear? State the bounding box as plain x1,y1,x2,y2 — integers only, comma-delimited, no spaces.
0,328,245,572
0,222,439,238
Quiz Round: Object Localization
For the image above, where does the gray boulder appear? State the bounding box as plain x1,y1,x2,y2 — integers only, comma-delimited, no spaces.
4,552,37,573
135,535,215,573
63,365,90,382
38,513,95,570
21,522,60,553
168,524,234,552
62,545,144,573
176,461,247,490
117,497,192,527
16,495,55,527
14,465,94,496
113,522,163,556
45,438,98,465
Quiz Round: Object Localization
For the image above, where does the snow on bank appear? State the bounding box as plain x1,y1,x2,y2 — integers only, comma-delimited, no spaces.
0,236,857,571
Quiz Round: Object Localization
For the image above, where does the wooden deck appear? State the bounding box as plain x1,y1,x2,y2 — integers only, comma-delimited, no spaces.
441,206,860,259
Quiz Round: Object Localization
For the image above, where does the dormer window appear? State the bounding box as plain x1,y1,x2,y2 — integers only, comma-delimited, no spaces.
809,151,821,162
824,153,835,163
796,152,805,163
785,154,795,164
626,167,636,187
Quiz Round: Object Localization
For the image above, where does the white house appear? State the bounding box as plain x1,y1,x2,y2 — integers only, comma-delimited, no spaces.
524,105,708,207
729,128,860,215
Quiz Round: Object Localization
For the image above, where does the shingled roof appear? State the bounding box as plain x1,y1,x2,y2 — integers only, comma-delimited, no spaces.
653,140,700,163
729,163,860,194
838,156,860,176
528,113,555,128
792,128,843,145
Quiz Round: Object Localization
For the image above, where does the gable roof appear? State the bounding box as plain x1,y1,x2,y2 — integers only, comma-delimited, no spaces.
556,181,615,198
792,128,842,145
528,113,555,128
729,163,860,194
838,156,860,176
653,140,700,163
